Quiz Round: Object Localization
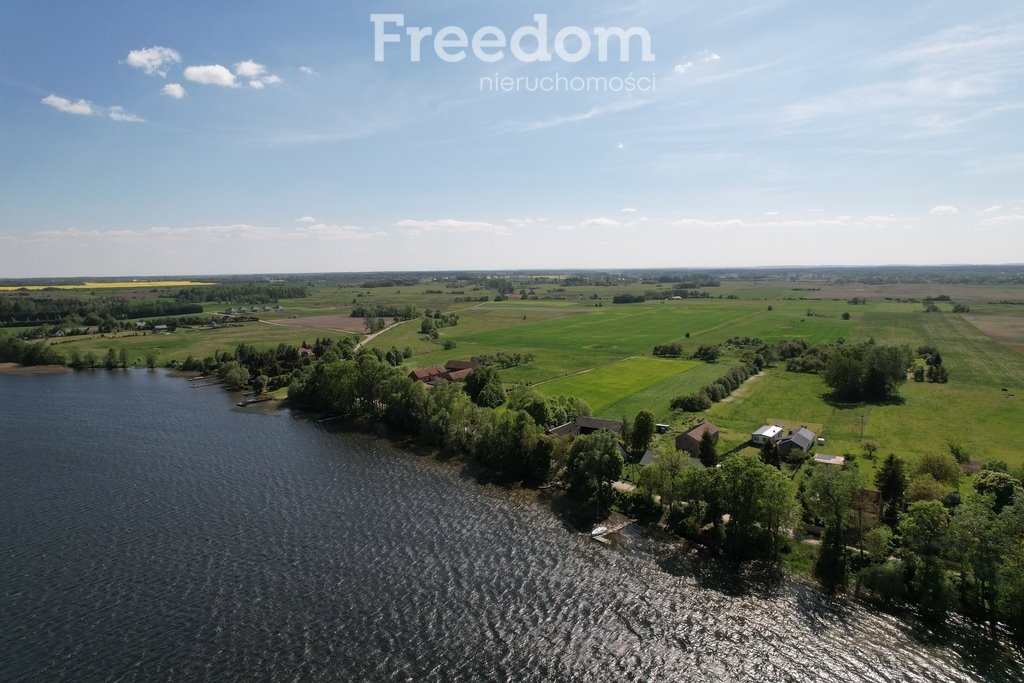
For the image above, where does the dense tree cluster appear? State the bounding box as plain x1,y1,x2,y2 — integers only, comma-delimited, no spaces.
642,453,798,560
470,352,535,369
287,353,592,487
350,304,420,320
0,336,66,366
822,343,914,401
612,293,647,304
652,343,684,357
174,283,309,304
0,296,203,326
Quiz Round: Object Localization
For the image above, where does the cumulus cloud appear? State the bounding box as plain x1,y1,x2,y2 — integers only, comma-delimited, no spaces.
296,216,317,223
41,94,95,116
699,50,721,63
930,205,959,215
260,74,282,86
184,64,238,87
674,62,693,75
249,80,265,90
125,46,181,77
162,83,186,99
299,66,320,76
396,219,510,235
621,208,638,213
107,106,143,123
234,60,266,78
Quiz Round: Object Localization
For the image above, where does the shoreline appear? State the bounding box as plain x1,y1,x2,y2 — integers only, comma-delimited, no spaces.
0,362,72,375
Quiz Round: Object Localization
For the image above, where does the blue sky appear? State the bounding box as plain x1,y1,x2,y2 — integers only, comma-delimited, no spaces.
1,0,1022,277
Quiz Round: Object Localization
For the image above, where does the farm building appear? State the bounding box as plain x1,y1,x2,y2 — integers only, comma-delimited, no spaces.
751,424,784,445
675,421,720,456
778,427,817,457
408,365,447,383
548,417,624,437
298,347,316,358
153,324,169,333
443,368,473,382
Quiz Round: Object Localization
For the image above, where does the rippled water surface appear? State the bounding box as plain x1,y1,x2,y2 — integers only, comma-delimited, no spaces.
1,371,1022,682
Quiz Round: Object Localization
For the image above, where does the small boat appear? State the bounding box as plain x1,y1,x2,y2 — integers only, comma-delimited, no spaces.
591,526,608,537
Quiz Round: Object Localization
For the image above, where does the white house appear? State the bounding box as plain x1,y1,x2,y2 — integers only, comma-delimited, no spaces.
751,424,784,446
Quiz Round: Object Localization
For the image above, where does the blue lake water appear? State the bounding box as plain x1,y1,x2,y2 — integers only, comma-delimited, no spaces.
1,370,1021,682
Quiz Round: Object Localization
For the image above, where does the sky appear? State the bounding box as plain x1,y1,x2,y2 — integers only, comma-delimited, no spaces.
0,0,1022,277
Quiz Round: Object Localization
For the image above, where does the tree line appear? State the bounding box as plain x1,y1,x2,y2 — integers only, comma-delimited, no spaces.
0,296,203,326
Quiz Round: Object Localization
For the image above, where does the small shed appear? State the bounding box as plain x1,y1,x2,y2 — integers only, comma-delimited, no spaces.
751,424,784,445
676,421,720,456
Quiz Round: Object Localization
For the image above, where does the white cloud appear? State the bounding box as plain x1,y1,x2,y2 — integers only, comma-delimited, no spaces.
699,50,721,63
125,46,181,77
980,205,1003,214
930,205,959,215
293,223,366,240
162,83,186,99
981,214,1024,226
764,211,780,216
506,217,548,227
617,142,625,150
107,106,143,123
41,94,95,116
513,99,655,132
674,62,693,75
235,60,266,78
864,214,897,223
581,217,624,228
184,65,238,87
621,208,638,213
672,216,853,230
249,74,282,89
299,66,320,76
396,219,510,235
296,216,317,224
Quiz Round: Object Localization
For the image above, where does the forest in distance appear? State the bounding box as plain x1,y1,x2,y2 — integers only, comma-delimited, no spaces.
3,265,1024,639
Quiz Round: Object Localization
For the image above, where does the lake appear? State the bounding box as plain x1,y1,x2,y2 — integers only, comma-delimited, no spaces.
1,371,1021,682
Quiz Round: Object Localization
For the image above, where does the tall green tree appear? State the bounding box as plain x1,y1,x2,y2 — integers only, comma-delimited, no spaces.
699,430,718,467
804,464,862,591
631,410,655,453
566,430,624,517
875,454,908,526
719,453,798,559
900,500,954,619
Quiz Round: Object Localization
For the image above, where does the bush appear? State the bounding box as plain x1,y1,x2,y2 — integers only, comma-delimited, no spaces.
671,392,712,412
858,561,907,603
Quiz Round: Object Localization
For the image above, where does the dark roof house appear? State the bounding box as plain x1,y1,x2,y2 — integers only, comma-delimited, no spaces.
675,421,720,456
548,417,624,437
778,427,816,457
443,368,474,383
409,365,447,383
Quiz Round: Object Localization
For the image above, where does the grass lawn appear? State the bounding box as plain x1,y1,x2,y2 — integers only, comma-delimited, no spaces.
534,356,700,417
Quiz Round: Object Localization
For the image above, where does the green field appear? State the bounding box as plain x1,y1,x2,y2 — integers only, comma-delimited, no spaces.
534,357,700,418
7,273,1024,469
